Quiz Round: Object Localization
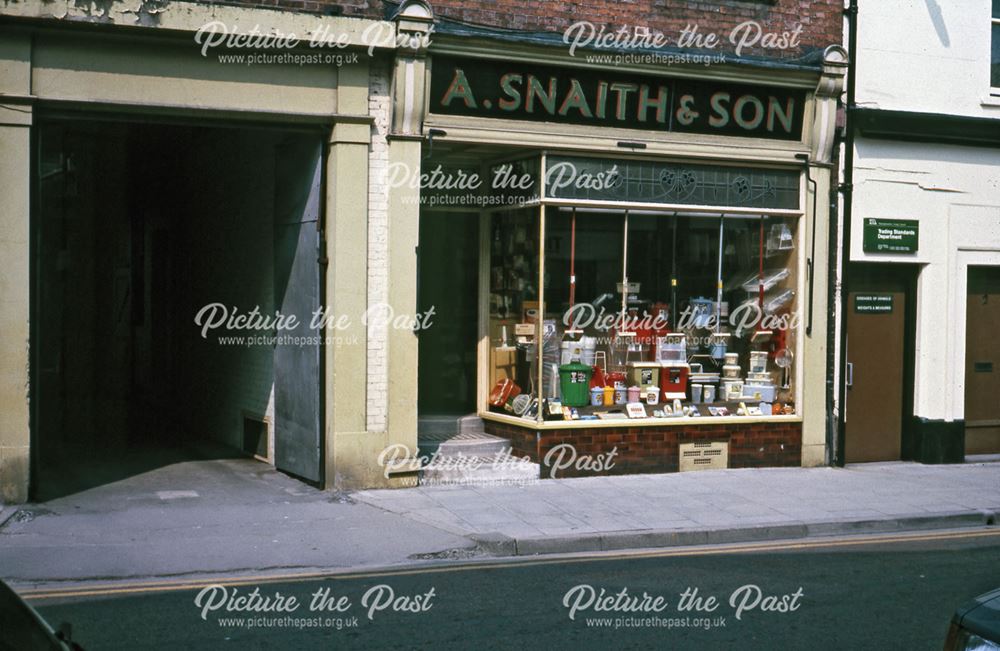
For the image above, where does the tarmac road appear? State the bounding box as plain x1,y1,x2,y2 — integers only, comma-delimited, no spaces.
23,527,1000,650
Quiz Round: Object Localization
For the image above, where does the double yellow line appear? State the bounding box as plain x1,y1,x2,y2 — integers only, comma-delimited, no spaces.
18,527,1000,602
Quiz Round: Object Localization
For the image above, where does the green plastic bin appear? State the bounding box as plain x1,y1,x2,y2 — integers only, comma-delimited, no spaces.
559,361,593,407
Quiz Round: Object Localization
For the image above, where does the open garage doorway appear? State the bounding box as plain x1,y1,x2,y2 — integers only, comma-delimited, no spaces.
30,114,325,500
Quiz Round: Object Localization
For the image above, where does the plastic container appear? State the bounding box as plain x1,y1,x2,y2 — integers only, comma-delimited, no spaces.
703,385,717,403
627,386,642,403
561,338,598,366
606,371,627,389
628,362,661,389
590,386,604,406
603,385,614,406
558,362,593,408
744,383,777,402
740,268,791,293
655,335,687,364
489,379,521,408
691,383,704,404
722,364,742,379
560,341,583,366
709,333,730,360
660,364,690,401
614,387,628,405
645,386,659,405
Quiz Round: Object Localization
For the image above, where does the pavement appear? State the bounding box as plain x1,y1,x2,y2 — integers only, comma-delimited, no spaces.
1,455,998,586
0,456,474,586
354,459,1000,555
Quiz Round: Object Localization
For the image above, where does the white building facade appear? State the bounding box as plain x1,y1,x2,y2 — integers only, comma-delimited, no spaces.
841,0,1000,463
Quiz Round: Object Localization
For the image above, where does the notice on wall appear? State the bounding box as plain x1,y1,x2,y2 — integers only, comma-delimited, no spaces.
854,294,894,314
862,218,919,254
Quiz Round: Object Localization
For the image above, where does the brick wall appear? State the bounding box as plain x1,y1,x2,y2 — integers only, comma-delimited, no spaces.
429,0,840,58
201,1,841,59
485,420,802,478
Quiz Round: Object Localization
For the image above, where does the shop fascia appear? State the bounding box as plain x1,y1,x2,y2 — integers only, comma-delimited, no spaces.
430,56,805,139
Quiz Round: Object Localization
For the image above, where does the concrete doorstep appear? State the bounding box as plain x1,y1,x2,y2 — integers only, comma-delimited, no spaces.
354,461,1000,557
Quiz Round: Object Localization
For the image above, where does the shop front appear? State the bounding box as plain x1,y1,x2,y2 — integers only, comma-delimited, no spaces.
418,45,847,477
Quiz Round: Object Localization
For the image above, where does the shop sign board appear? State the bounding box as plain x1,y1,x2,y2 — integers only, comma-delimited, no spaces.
862,218,919,254
430,56,806,140
854,294,894,314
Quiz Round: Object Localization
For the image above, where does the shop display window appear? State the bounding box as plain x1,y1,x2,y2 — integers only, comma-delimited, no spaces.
484,155,802,425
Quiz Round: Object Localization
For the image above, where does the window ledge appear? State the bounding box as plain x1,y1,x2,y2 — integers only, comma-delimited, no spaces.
980,95,1000,108
481,410,803,430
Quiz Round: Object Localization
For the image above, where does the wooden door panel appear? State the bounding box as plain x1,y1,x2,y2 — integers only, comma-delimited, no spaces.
845,291,905,463
966,267,1000,453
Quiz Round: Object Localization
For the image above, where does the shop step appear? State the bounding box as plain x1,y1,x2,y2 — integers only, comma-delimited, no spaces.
419,452,540,486
418,430,511,458
417,415,462,437
458,414,487,435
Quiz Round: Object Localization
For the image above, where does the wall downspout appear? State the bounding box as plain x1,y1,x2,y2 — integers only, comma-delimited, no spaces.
836,0,859,467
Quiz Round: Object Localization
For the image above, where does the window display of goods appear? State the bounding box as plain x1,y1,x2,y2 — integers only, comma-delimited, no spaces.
483,206,800,424
558,361,593,407
739,268,791,294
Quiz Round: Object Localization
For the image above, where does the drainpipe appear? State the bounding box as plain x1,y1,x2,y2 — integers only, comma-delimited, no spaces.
827,137,842,467
836,0,859,467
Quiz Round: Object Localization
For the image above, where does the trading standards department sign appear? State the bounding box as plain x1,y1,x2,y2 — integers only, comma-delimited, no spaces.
862,218,919,254
429,56,806,140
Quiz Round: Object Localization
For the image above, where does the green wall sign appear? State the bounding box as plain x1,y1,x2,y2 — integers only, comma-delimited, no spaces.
862,218,919,254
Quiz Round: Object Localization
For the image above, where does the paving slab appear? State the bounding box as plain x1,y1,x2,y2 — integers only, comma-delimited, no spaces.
354,461,1000,556
0,458,475,585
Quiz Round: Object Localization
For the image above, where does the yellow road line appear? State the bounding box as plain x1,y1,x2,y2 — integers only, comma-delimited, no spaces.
20,527,1000,601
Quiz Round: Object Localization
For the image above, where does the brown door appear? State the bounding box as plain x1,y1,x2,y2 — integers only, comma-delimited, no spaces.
965,266,1000,454
845,289,906,462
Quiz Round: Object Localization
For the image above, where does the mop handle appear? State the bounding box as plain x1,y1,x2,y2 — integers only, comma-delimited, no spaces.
715,216,724,334
569,207,577,312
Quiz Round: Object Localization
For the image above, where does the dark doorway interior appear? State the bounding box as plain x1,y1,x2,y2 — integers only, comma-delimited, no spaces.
417,211,480,416
31,116,323,500
966,266,1000,454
